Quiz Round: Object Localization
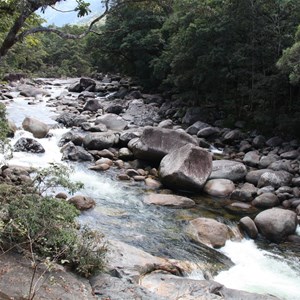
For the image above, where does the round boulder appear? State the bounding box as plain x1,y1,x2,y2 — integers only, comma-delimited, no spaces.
14,137,45,153
254,208,297,242
187,218,229,248
252,193,279,208
68,195,96,211
204,179,235,197
159,144,212,192
22,117,49,138
239,216,258,239
83,132,118,150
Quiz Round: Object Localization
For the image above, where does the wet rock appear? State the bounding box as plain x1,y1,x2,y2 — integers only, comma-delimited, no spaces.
126,169,140,177
89,163,110,171
144,178,162,189
252,193,279,208
58,131,84,147
230,183,257,202
223,129,243,144
225,202,257,215
69,78,96,92
119,130,142,145
210,160,247,182
83,132,118,150
95,157,113,166
22,117,49,138
56,112,87,127
243,151,260,167
239,216,258,239
204,179,235,197
92,149,115,159
14,137,45,153
7,120,17,137
105,104,124,115
159,144,212,192
257,186,275,195
144,194,195,208
68,195,96,210
187,217,229,248
131,127,198,163
133,175,145,181
61,142,93,161
254,208,297,242
83,99,103,112
118,174,131,180
18,84,49,98
197,127,220,138
257,170,293,188
95,113,127,131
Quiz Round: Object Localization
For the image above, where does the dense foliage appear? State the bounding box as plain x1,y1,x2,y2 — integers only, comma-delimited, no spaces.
1,0,300,135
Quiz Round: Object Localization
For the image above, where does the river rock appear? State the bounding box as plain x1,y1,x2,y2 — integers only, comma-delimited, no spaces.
187,217,229,248
259,154,280,168
158,119,173,129
197,126,220,138
61,142,93,161
257,170,293,188
22,117,49,138
131,127,198,163
119,130,142,145
105,104,124,115
69,78,96,92
55,112,87,127
186,121,209,135
83,99,103,112
144,178,162,189
59,131,84,147
118,147,134,160
209,160,247,182
159,144,212,191
268,159,295,174
266,136,283,147
246,169,272,186
95,113,127,131
254,208,297,242
83,132,118,150
143,194,195,208
14,137,45,153
252,193,279,208
7,120,17,137
68,195,96,210
230,182,257,202
243,150,260,167
239,216,258,239
18,84,49,98
223,129,243,144
204,179,235,197
280,150,299,160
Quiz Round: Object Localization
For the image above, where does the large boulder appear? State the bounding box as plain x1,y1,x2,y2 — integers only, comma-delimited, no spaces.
14,137,45,153
95,113,127,131
131,127,198,163
83,132,118,150
187,217,229,248
209,160,247,182
143,194,195,208
204,179,235,197
159,144,212,191
254,208,297,242
22,117,49,138
61,142,94,161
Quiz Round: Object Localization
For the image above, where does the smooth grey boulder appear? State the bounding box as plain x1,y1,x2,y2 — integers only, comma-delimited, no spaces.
197,126,220,138
186,121,209,135
22,117,49,138
143,194,195,208
243,150,260,167
254,208,297,242
95,113,127,131
159,144,212,191
259,154,280,168
230,182,257,202
131,127,198,163
204,179,235,197
210,160,247,182
257,170,293,188
252,193,279,208
239,216,258,239
14,137,45,153
223,129,243,144
83,132,118,150
187,217,229,248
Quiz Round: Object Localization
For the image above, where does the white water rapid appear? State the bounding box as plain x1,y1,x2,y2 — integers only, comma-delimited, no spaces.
4,79,300,300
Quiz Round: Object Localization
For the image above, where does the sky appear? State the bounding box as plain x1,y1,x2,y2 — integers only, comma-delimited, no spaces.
39,0,103,26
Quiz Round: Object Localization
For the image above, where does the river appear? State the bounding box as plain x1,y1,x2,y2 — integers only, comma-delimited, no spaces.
4,79,300,300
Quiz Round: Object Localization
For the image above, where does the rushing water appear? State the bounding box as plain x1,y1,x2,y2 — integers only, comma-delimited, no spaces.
5,79,300,300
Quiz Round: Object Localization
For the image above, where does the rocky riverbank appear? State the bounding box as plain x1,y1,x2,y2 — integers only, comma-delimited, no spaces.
1,75,299,299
